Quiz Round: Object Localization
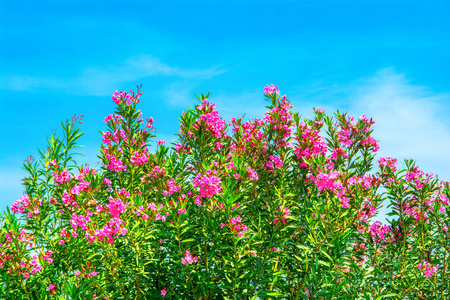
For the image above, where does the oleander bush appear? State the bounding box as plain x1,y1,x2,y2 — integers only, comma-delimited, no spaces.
1,84,449,299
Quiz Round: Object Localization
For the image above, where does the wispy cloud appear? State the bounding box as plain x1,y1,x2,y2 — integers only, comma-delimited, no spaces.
163,81,198,107
354,69,450,222
293,68,450,182
0,55,226,97
76,55,226,96
291,68,450,222
350,68,450,181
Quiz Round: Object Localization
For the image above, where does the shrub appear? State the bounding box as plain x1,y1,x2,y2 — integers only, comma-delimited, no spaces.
1,85,449,299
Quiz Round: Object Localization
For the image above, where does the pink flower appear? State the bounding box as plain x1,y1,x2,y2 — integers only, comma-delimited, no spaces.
118,227,128,236
312,171,341,191
74,270,80,276
161,289,167,296
53,169,71,184
194,101,227,139
331,148,348,160
192,172,222,198
103,114,123,124
163,178,182,196
267,155,284,169
11,194,31,214
274,206,291,225
156,213,167,222
145,117,154,129
130,151,148,166
59,239,65,245
367,221,392,243
305,287,310,297
112,90,140,106
417,260,439,277
102,178,112,189
181,250,198,265
47,284,55,290
378,157,398,172
177,208,187,215
263,84,280,95
340,197,350,208
106,197,127,218
247,168,258,180
107,157,127,172
357,255,368,266
228,216,247,237
424,266,438,277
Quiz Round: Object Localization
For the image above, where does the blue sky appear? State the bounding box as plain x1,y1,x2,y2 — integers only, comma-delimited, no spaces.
1,1,450,220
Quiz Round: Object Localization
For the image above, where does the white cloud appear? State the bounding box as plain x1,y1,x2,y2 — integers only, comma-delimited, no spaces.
292,68,450,222
77,55,226,96
292,68,450,182
350,68,450,182
0,55,226,97
163,81,197,107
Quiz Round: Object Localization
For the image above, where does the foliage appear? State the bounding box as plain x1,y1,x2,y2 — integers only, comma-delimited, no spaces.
1,85,449,299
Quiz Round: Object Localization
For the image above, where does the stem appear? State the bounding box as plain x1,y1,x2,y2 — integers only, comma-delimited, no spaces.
269,255,280,292
19,274,32,300
296,230,329,299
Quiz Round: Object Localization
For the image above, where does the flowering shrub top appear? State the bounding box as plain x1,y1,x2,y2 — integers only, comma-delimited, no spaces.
1,84,449,299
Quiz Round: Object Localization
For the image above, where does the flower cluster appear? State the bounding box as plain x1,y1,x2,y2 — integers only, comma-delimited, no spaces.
107,157,127,172
417,260,440,277
293,122,328,167
266,155,284,170
247,167,258,180
11,194,31,214
192,170,222,199
181,250,198,265
53,169,71,184
111,88,142,106
274,206,291,225
263,84,280,95
367,221,394,244
221,216,248,237
130,150,148,166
